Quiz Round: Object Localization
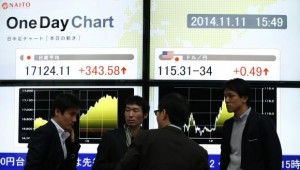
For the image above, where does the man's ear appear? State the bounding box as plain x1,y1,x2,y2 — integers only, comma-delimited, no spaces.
54,108,62,117
242,96,249,104
161,109,168,120
143,113,149,119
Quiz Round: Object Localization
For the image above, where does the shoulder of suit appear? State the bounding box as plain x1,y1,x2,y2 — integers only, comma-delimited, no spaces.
31,122,57,139
101,128,126,140
248,111,274,125
224,117,235,123
137,128,159,137
144,127,182,137
35,121,53,131
250,111,269,119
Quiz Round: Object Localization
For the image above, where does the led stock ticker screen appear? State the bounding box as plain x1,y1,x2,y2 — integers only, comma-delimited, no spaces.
1,86,300,169
18,86,143,144
147,87,300,169
149,85,277,152
0,0,144,80
150,0,300,81
154,48,279,80
16,48,138,79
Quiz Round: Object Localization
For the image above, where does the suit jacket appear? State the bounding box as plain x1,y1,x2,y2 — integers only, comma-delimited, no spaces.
92,128,128,170
116,126,209,170
24,121,81,170
220,110,282,170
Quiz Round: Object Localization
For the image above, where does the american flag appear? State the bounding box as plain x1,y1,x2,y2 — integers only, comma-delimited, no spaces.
160,51,174,60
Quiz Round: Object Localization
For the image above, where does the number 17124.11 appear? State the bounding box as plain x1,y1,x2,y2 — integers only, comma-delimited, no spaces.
25,66,70,76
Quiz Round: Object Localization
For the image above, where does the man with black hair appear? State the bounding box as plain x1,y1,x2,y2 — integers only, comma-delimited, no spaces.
25,93,81,170
220,78,282,170
92,95,149,170
116,93,209,170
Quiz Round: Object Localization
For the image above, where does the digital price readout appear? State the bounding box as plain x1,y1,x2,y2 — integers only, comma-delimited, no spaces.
154,48,280,80
16,48,138,80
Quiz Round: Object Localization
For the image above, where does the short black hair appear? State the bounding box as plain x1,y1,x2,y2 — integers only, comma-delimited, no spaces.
50,93,81,117
223,78,251,106
124,95,149,114
158,93,190,127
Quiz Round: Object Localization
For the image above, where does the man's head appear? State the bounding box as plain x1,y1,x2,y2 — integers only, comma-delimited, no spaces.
223,78,251,115
51,93,81,131
124,96,149,128
155,93,190,128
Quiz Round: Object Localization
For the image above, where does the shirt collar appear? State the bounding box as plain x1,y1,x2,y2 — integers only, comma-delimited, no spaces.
51,119,70,140
168,124,182,130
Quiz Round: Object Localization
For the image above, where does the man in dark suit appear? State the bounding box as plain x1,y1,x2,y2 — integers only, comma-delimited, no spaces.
116,93,209,170
92,95,149,170
220,78,282,170
24,93,81,170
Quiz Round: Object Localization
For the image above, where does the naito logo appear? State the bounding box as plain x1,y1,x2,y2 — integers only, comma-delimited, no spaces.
2,2,31,10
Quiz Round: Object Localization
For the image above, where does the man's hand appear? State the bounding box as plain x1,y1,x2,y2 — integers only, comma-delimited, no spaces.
66,127,75,142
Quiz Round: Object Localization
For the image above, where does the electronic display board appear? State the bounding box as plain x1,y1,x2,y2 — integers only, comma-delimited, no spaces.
0,86,143,154
150,0,300,81
0,86,299,169
1,0,300,169
148,86,300,169
0,0,144,80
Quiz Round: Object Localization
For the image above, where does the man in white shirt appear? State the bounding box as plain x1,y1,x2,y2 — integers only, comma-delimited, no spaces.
25,93,81,170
